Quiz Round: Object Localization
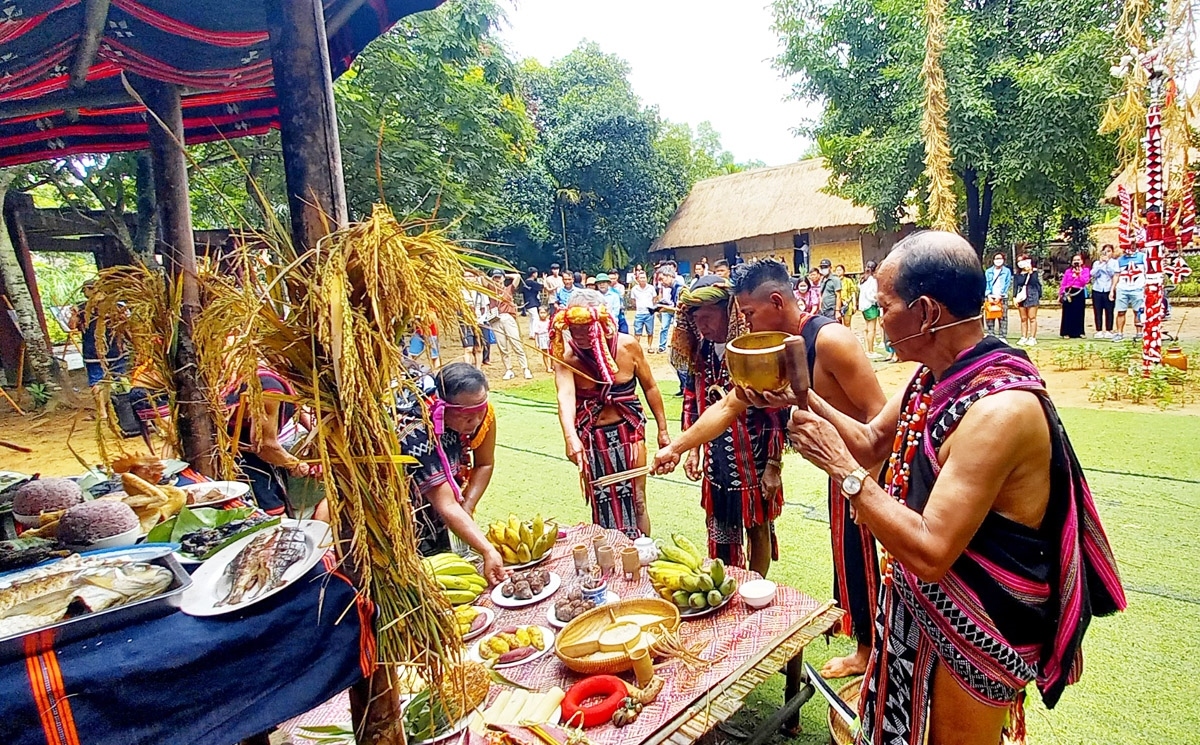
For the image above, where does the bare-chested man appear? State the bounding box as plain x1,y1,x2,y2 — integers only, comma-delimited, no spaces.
780,231,1125,745
553,290,670,538
652,259,885,677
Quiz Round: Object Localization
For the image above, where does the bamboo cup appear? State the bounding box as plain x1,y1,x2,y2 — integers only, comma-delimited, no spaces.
629,646,654,687
621,546,641,581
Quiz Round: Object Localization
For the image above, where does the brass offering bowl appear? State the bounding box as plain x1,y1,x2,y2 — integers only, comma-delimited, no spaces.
725,331,790,392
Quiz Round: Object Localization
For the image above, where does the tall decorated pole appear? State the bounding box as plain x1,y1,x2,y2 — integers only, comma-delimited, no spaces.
1140,59,1166,376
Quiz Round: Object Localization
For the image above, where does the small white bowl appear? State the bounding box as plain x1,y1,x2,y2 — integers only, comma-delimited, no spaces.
739,579,777,609
85,524,143,550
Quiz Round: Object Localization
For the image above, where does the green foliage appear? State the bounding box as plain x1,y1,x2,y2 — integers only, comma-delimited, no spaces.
24,383,51,409
1087,366,1196,408
30,252,95,343
771,0,1123,254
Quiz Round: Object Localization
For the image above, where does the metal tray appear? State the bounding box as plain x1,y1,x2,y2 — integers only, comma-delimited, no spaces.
0,545,192,662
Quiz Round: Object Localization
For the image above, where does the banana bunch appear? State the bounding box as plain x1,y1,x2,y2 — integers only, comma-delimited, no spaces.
422,552,487,605
485,513,557,565
648,534,738,612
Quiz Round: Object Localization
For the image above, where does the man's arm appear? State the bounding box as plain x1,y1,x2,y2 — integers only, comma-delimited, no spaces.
630,338,670,448
818,323,887,421
652,390,750,473
791,390,1043,582
554,360,584,466
250,399,309,477
460,423,496,515
425,482,507,584
807,388,904,471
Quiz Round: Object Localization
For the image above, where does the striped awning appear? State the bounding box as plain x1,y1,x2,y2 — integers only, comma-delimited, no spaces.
0,0,442,166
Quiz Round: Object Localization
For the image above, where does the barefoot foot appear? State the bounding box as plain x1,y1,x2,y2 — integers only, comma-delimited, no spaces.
820,645,870,678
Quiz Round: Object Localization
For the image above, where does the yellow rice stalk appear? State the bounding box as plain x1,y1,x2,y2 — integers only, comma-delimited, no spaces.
190,204,474,688
1098,0,1151,167
920,0,956,232
85,264,180,463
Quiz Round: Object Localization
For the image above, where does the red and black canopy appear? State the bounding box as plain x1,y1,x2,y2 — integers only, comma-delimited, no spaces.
0,0,441,166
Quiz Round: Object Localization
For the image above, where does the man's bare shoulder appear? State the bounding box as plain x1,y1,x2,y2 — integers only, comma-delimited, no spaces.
947,389,1049,458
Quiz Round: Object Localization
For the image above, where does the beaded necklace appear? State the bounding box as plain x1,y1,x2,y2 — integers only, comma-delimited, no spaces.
879,368,934,585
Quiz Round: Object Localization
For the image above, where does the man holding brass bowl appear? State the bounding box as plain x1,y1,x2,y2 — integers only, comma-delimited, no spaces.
783,232,1125,745
652,259,886,679
666,275,789,576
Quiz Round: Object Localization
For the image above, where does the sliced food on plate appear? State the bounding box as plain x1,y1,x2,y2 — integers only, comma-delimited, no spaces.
471,624,554,667
146,506,279,562
181,520,331,616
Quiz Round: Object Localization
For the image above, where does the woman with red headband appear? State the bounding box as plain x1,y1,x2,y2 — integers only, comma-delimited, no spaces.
552,290,670,538
397,362,507,584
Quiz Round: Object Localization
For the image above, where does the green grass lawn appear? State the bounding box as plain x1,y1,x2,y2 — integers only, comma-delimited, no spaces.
475,376,1200,744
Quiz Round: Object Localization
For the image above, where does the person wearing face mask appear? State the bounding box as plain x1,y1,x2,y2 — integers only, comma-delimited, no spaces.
783,231,1125,745
1058,253,1091,339
1013,254,1042,345
983,252,1012,339
653,259,886,679
817,258,843,320
1090,245,1118,338
397,363,508,585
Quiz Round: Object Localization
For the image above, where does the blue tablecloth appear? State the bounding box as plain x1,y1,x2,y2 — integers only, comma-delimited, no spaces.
0,556,373,745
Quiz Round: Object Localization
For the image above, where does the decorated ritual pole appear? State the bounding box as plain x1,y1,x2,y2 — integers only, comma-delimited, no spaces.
1140,65,1166,377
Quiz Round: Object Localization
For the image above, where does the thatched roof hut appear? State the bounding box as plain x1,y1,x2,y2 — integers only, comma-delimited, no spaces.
651,158,911,275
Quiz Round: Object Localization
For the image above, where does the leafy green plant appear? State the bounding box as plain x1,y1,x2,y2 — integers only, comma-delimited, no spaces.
25,383,51,409
295,725,353,745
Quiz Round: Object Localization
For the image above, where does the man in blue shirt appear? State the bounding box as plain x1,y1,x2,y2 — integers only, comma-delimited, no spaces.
1112,244,1147,342
554,272,578,309
983,252,1013,339
594,273,628,334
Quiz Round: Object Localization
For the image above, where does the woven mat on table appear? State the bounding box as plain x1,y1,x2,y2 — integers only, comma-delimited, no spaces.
484,524,822,745
279,523,826,745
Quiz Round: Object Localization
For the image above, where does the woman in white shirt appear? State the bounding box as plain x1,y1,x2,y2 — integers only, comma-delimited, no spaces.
858,261,881,357
1090,244,1118,338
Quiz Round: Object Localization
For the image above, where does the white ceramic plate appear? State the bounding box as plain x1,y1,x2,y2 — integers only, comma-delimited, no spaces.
461,606,495,643
490,571,561,608
180,519,331,617
545,590,619,628
182,481,250,507
468,625,556,669
173,517,282,566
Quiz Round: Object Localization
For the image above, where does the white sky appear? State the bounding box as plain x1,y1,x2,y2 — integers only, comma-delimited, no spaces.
497,0,819,167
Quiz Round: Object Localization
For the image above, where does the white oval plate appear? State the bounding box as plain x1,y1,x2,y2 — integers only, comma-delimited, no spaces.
182,481,251,507
678,589,735,620
461,606,495,643
180,519,331,617
490,571,561,608
468,625,556,669
545,590,619,628
502,550,552,571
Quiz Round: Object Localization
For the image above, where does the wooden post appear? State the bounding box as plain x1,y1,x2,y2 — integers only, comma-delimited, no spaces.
134,76,219,477
264,3,394,742
3,192,51,347
265,0,349,253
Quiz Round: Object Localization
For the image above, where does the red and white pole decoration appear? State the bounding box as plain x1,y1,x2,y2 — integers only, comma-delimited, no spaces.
1140,58,1167,377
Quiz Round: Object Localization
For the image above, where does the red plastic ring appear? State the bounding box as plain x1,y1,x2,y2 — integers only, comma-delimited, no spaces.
560,675,628,728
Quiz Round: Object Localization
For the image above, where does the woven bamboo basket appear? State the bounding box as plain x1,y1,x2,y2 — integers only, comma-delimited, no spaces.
555,598,680,674
829,677,862,745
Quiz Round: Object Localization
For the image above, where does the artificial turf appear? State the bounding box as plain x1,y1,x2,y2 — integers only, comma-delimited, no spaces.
473,377,1200,744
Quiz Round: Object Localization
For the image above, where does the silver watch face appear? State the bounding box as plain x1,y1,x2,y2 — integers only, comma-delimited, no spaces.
843,474,863,495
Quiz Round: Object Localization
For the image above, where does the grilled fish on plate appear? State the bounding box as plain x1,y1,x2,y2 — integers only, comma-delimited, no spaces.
216,527,308,607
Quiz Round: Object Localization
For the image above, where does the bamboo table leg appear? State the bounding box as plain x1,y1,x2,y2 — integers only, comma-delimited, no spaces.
745,652,812,745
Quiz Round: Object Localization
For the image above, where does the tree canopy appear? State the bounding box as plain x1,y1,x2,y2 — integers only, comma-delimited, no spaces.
772,0,1123,256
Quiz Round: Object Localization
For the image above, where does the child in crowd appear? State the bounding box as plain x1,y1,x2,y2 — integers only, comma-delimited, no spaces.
531,307,552,372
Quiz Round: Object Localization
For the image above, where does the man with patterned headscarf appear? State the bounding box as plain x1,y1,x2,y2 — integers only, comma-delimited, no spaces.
669,275,788,575
552,290,670,538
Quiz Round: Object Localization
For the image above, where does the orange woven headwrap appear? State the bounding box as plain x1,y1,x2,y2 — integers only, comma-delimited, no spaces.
550,305,620,384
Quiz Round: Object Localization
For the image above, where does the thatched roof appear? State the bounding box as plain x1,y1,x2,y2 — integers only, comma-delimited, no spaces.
1103,147,1198,203
652,159,877,251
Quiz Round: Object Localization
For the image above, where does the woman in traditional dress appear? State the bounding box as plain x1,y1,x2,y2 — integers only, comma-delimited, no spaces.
1058,253,1090,339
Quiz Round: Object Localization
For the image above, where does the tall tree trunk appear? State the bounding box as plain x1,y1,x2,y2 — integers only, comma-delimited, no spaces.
963,167,994,259
0,170,56,386
133,151,159,267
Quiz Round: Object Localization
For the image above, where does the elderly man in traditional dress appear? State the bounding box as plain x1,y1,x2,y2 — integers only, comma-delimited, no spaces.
784,231,1125,745
653,259,885,677
667,275,787,575
553,290,670,538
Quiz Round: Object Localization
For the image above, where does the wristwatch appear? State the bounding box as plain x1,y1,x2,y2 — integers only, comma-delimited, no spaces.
841,467,871,497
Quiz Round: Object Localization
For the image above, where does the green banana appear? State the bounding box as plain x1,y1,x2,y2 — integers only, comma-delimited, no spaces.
659,544,701,571
707,590,724,607
696,574,715,593
672,534,704,563
672,590,691,608
437,574,474,591
709,558,726,587
443,589,477,605
680,574,701,593
719,577,737,596
688,592,708,609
